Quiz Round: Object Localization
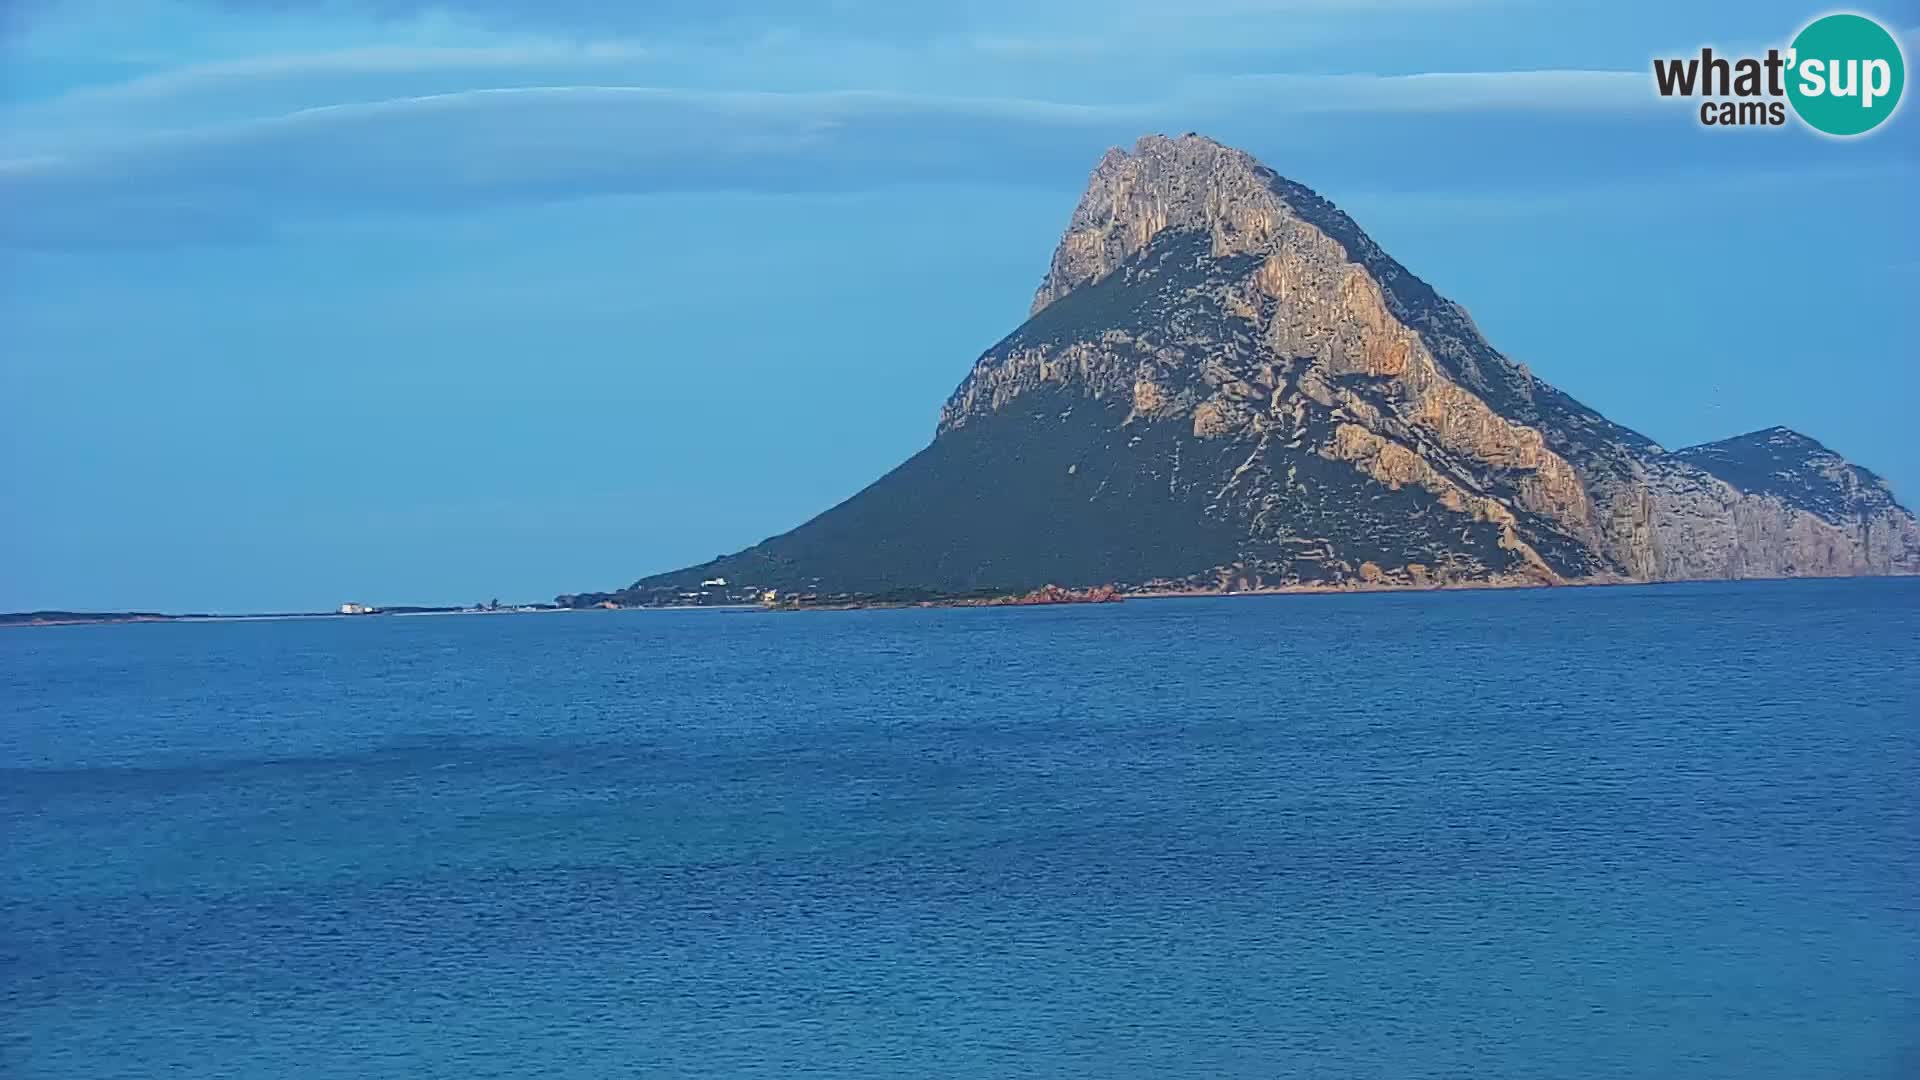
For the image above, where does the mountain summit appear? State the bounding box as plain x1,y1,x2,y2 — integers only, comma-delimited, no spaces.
585,135,1918,601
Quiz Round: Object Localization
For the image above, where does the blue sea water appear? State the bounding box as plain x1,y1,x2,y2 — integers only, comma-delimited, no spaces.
3,580,1917,1079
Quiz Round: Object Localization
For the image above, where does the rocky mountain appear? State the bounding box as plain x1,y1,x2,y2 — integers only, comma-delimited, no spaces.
583,134,1918,603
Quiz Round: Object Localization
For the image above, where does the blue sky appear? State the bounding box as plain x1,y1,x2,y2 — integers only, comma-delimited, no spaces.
2,0,1915,612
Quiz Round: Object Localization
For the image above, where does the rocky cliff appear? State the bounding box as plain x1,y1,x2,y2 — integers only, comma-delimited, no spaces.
593,134,1917,601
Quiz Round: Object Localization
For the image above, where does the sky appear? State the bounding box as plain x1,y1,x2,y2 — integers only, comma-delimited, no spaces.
2,0,1916,613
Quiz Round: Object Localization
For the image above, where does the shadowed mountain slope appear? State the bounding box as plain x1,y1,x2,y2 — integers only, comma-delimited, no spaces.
588,135,1917,602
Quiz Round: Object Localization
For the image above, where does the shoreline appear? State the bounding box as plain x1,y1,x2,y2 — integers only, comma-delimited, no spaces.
0,607,576,629
7,572,1911,628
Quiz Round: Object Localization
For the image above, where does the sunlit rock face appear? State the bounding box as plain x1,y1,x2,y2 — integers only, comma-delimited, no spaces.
619,134,1918,599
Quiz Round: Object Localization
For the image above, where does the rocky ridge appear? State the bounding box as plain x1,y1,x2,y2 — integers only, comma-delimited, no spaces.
588,134,1916,602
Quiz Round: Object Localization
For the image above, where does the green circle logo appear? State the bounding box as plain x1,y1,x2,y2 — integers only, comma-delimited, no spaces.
1786,13,1905,136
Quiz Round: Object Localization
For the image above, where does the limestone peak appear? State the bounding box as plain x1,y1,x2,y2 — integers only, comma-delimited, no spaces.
572,135,1918,605
1031,133,1294,315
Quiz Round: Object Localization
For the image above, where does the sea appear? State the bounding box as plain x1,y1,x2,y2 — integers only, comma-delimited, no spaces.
3,579,1917,1079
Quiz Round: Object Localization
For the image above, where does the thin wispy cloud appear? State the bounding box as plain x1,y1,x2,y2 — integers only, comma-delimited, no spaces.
1205,70,1654,112
2,0,1520,74
0,37,661,146
0,69,1687,249
0,86,1124,248
46,40,657,104
187,0,1507,28
2,0,1904,252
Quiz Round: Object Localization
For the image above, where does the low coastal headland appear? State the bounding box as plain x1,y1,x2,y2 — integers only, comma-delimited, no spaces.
561,572,1571,613
552,564,1582,614
0,602,559,628
4,585,1128,626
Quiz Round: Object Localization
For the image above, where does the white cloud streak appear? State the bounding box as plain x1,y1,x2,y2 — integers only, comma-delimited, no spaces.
1211,70,1655,111
0,68,1651,228
0,45,1800,251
